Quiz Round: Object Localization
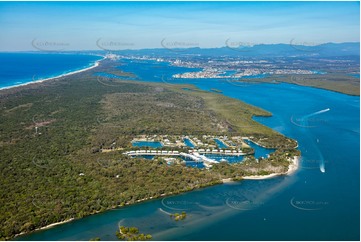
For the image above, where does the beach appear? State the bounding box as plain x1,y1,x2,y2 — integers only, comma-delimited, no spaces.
222,178,234,183
0,56,105,91
242,156,300,180
286,156,300,175
14,218,75,238
36,218,75,231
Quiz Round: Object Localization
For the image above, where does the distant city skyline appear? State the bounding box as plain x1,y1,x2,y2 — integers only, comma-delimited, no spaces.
0,1,359,51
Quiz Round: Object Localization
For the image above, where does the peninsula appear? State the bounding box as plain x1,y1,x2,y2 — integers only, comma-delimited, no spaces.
0,58,299,240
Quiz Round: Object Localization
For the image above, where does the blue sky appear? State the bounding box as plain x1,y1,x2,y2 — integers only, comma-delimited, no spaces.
0,1,359,51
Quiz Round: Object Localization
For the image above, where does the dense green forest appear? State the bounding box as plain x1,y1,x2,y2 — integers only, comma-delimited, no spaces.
0,60,299,240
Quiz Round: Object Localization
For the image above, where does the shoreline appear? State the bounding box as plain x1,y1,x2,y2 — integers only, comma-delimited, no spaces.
245,137,299,150
15,156,300,239
243,138,270,149
221,178,234,183
0,56,105,91
35,218,75,231
14,218,75,238
279,80,360,97
242,156,299,180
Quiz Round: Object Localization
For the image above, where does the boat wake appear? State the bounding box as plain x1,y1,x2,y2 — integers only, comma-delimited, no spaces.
320,161,325,173
300,108,330,127
159,208,172,215
307,108,330,117
299,108,330,173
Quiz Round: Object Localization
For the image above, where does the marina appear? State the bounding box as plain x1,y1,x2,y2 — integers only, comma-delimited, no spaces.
119,135,261,167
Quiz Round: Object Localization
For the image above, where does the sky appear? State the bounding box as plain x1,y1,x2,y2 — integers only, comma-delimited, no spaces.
0,1,359,51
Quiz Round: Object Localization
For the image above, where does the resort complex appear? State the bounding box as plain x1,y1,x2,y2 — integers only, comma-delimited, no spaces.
101,135,268,168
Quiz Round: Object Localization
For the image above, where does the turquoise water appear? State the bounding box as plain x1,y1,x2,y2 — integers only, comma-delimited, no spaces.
312,70,327,74
349,73,360,78
244,139,275,159
16,58,360,240
131,155,155,160
183,138,195,148
132,152,244,165
214,138,228,148
0,53,102,89
204,154,244,163
131,138,247,165
242,73,269,78
132,141,163,148
184,161,205,169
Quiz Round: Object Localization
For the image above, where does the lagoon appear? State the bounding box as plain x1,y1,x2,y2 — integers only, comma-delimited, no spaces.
183,138,195,148
214,138,228,148
244,139,275,159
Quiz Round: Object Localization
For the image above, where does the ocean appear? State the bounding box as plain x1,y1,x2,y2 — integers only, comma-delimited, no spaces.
0,53,102,89
12,57,360,241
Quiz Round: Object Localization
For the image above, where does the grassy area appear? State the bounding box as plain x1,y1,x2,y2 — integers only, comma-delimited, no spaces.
282,74,359,96
0,59,299,240
229,73,360,96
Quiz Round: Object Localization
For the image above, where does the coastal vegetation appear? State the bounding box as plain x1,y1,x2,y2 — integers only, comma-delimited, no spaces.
170,211,187,221
89,237,101,241
211,148,300,179
116,226,152,241
0,60,299,240
231,73,360,96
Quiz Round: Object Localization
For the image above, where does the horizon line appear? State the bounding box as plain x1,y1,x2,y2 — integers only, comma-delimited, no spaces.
0,41,359,53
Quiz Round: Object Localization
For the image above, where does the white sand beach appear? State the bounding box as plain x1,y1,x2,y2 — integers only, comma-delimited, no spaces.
222,178,234,183
37,218,75,231
286,156,300,175
243,156,300,180
0,56,105,91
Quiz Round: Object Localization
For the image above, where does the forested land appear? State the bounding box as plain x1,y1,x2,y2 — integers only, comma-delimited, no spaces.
0,59,298,239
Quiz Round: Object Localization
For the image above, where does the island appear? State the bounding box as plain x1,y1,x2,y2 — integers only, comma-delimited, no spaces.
0,58,299,240
170,211,187,221
116,226,152,241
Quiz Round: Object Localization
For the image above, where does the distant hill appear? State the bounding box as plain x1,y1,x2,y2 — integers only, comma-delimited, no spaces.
107,42,360,58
